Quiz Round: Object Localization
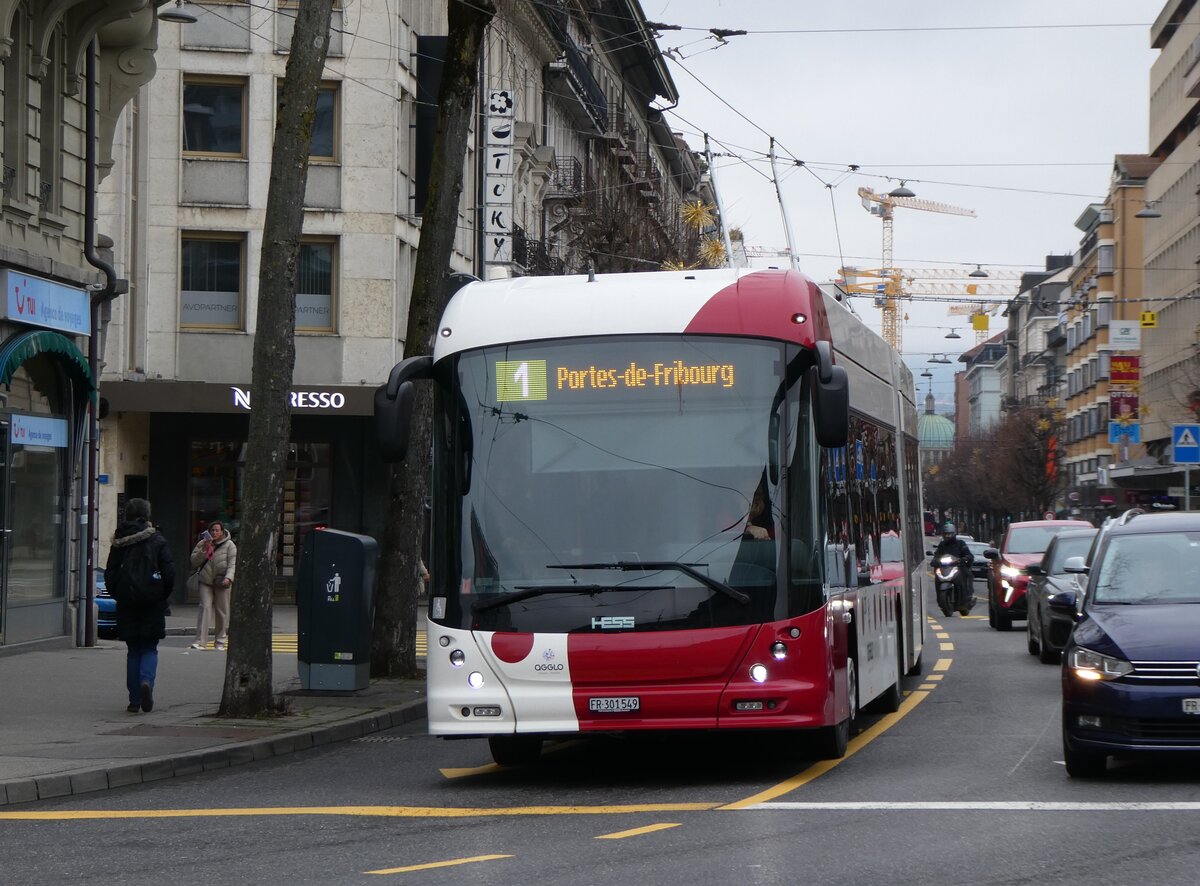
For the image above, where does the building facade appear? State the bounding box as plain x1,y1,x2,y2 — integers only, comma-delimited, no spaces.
1059,157,1157,520
1137,2,1200,502
1,1,165,646
96,1,715,602
957,334,1005,435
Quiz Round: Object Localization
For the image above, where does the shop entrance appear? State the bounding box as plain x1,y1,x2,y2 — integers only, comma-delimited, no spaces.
0,418,7,643
187,441,332,600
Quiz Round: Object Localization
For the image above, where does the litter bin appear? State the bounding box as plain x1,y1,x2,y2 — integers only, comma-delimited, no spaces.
297,528,378,690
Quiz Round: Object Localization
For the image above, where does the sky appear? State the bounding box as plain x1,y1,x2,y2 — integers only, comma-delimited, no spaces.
642,0,1164,408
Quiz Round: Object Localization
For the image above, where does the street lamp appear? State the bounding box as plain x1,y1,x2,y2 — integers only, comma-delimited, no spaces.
944,328,962,340
1135,201,1162,219
969,264,989,278
888,180,915,198
158,0,198,23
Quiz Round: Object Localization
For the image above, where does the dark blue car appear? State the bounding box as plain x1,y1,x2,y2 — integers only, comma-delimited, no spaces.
96,567,117,638
1061,510,1200,777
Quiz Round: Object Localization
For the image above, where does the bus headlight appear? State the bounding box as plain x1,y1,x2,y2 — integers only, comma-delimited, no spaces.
449,649,465,667
749,664,769,683
467,671,485,689
770,642,788,660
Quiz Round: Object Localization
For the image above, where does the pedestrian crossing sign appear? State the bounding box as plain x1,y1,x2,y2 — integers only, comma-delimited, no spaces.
1172,424,1200,464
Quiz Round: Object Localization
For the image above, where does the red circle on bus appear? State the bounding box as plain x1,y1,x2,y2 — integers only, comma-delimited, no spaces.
490,632,535,663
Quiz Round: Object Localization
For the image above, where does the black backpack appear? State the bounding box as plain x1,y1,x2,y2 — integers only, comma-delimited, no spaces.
116,540,163,607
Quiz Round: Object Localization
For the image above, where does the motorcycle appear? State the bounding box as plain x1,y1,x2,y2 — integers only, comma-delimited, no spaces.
934,554,975,617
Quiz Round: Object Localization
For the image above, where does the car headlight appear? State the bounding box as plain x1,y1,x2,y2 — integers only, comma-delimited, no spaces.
1000,565,1023,579
1069,646,1133,681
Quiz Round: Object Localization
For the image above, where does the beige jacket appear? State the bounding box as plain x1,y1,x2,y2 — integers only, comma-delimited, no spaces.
190,536,237,588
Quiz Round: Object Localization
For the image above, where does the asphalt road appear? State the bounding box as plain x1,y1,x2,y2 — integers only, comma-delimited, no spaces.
5,576,1200,886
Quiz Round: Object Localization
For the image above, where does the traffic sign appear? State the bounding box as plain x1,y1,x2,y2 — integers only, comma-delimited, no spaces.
1109,421,1141,444
1141,311,1158,328
1172,424,1200,464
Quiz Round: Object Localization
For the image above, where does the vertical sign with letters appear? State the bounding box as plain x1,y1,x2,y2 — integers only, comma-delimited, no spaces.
484,89,515,266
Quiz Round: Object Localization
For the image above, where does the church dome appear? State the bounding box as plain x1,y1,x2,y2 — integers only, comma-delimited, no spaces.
918,391,954,450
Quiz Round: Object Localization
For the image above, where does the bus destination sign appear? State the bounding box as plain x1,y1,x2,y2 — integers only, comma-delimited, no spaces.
495,359,736,402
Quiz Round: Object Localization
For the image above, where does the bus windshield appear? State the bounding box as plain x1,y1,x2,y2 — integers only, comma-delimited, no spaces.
431,335,819,633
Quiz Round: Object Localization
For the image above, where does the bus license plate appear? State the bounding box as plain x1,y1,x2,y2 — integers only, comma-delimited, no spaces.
1184,698,1200,715
589,696,639,713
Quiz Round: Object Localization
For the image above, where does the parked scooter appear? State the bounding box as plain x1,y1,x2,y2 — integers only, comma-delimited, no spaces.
934,554,975,617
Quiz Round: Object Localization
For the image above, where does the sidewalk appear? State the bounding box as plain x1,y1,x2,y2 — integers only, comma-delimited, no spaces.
0,605,427,807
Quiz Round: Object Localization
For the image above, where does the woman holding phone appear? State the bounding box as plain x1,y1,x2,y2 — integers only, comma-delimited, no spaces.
189,521,238,650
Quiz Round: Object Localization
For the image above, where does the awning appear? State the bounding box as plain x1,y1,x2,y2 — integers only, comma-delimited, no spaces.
0,329,96,403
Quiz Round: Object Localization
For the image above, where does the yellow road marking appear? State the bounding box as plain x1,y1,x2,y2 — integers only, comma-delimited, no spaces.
940,642,954,651
936,632,949,639
366,854,512,875
919,683,937,690
440,763,504,779
0,803,719,822
961,615,986,620
928,674,943,681
933,657,952,672
596,822,681,840
718,689,933,810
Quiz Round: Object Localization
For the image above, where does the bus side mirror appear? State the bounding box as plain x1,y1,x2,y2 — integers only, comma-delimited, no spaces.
813,366,849,448
375,355,433,462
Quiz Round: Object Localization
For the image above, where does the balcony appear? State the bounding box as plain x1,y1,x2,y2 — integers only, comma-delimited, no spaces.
512,225,565,276
597,107,627,146
544,40,608,134
546,157,584,203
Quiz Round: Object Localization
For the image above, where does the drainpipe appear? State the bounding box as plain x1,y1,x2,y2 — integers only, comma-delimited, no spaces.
80,40,128,646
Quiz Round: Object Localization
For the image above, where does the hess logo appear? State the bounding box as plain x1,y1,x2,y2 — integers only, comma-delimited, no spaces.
592,616,635,630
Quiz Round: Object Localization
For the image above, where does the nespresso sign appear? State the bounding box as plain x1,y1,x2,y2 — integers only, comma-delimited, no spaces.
100,381,376,416
231,386,347,410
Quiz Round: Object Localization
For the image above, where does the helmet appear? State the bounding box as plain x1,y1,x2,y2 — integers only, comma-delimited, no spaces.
942,522,956,538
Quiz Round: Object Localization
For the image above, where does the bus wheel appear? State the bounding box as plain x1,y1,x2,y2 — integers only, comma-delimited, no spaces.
872,650,903,714
488,735,542,766
815,657,858,759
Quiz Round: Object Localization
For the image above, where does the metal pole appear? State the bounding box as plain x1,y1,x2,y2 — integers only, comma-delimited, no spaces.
703,134,734,267
768,137,799,270
1187,465,1191,512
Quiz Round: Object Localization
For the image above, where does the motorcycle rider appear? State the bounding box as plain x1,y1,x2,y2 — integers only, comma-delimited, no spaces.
932,522,974,610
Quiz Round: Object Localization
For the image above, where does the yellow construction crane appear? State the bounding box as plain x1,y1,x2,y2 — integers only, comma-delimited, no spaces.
851,186,977,351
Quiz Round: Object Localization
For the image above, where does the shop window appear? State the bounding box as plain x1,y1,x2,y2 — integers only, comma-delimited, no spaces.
277,81,339,162
2,356,69,607
183,76,247,157
187,441,332,595
296,238,337,332
180,233,244,329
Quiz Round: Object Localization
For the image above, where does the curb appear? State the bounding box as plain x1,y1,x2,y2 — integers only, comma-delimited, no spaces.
0,697,428,807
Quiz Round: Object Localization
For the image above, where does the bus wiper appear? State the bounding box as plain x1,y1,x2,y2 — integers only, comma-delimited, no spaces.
550,561,750,605
472,584,672,613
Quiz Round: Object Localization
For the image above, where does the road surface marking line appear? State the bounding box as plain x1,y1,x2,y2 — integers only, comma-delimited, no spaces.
596,822,682,839
939,642,954,651
440,738,583,779
440,763,504,778
933,658,951,672
961,615,986,620
718,690,933,810
919,683,937,690
741,801,1200,811
927,674,943,681
0,803,719,822
366,854,512,875
936,632,949,639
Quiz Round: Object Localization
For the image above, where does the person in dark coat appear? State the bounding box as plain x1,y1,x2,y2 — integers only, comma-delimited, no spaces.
104,498,176,713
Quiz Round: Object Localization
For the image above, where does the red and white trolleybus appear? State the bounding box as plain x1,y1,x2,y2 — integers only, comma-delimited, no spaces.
375,268,925,765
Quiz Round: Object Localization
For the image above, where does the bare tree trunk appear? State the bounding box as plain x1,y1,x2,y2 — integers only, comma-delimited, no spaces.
371,0,494,677
220,0,335,717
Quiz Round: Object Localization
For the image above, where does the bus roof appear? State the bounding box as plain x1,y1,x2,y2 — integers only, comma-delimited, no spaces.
432,268,834,360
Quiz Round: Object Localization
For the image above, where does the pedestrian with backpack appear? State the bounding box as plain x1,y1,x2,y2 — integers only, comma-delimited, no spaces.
104,498,176,713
